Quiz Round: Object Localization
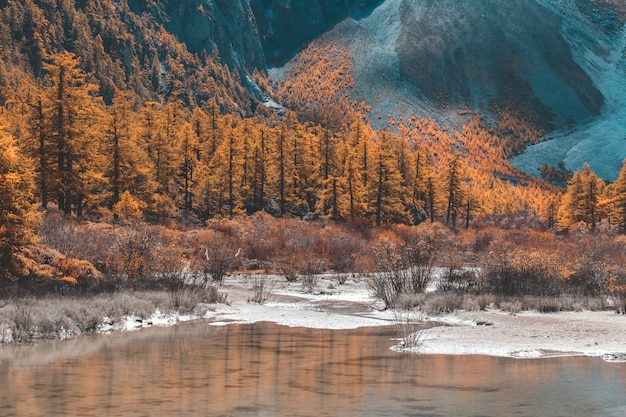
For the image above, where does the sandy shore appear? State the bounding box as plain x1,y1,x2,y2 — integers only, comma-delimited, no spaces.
205,275,626,362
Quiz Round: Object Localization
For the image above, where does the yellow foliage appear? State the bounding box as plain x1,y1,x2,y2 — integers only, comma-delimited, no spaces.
56,258,102,284
59,276,78,285
113,191,146,220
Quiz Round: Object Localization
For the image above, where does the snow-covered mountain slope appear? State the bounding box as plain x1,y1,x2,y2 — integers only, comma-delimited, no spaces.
274,0,626,179
512,0,626,180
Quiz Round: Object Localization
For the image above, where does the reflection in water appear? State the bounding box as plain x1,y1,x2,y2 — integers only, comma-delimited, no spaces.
1,321,625,417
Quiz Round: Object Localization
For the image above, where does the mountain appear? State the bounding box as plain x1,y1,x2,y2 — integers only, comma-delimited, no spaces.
510,1,626,181
2,0,625,179
269,0,626,179
250,0,384,66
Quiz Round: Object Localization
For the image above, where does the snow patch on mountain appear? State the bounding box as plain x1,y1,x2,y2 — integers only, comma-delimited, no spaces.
512,0,626,180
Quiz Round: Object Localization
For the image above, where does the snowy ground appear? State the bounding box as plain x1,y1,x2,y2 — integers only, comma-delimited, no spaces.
144,274,626,363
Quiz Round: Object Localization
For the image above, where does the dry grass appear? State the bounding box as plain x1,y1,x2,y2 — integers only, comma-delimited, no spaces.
0,288,226,344
393,309,426,349
247,275,276,304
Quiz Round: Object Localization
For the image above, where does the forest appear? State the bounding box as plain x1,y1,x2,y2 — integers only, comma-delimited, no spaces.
1,0,626,343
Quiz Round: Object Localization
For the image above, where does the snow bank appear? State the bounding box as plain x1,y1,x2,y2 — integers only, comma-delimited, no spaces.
203,275,626,362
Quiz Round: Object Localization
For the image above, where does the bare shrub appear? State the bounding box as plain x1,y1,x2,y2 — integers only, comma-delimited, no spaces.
207,285,228,304
472,228,495,253
396,293,426,311
241,213,288,263
422,293,464,315
535,297,561,313
315,227,363,273
461,293,493,311
393,309,426,349
10,301,33,342
334,273,349,285
369,224,448,309
168,285,203,314
202,243,236,285
38,211,78,255
276,252,305,282
165,267,227,313
477,293,492,310
605,265,626,314
369,272,400,309
107,224,161,281
586,297,608,312
248,275,275,304
62,303,104,332
302,259,326,291
482,247,562,296
498,299,523,314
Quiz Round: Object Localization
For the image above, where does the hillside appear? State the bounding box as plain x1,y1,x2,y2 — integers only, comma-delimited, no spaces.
272,0,626,179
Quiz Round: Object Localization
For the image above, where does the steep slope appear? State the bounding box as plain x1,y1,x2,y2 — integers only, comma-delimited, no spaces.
511,0,626,181
148,0,265,70
298,0,605,126
274,0,626,178
250,0,384,66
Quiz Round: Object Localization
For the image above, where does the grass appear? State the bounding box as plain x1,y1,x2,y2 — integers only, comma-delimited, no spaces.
0,288,226,344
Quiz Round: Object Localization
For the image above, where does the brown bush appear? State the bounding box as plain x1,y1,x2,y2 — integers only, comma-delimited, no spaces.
55,258,102,285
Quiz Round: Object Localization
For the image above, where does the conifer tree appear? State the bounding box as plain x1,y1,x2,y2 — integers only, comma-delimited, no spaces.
179,121,200,212
608,160,626,232
343,125,368,219
444,155,464,229
558,164,605,229
369,130,409,225
42,51,102,215
0,126,41,273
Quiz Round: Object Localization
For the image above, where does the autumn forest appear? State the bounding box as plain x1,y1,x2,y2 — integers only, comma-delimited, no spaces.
1,0,626,321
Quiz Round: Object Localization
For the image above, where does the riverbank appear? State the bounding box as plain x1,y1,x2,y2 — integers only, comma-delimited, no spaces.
2,274,626,362
206,275,626,362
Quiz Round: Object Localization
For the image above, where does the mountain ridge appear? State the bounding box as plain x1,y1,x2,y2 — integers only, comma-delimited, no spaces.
2,0,626,179
272,0,626,179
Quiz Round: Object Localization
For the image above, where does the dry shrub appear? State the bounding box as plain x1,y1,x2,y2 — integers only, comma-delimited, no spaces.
102,223,186,288
107,224,161,280
276,252,304,282
189,229,239,285
55,258,101,285
498,299,523,314
313,226,364,272
168,284,204,314
248,275,276,304
605,265,626,314
482,246,562,296
240,213,287,262
462,293,494,311
472,228,495,253
302,258,326,291
393,309,426,349
395,293,426,311
369,223,450,308
422,293,464,315
9,300,33,342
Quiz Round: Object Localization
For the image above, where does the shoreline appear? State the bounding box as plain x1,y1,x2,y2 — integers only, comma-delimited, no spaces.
203,275,626,362
3,274,626,362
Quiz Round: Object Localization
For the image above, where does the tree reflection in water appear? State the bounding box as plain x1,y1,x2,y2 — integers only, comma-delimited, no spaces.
1,322,625,416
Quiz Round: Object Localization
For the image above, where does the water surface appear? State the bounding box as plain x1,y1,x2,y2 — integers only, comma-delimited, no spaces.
1,322,625,416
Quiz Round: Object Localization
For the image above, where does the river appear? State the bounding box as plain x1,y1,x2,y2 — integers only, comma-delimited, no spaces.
1,321,625,416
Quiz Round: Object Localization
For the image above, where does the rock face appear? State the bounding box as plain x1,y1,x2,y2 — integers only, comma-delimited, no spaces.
394,0,604,127
250,0,384,66
281,0,622,132
127,0,266,70
125,0,385,70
